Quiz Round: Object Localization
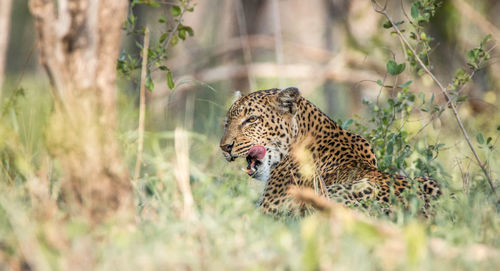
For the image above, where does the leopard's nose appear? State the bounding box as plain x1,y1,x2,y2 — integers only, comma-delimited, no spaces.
220,143,234,154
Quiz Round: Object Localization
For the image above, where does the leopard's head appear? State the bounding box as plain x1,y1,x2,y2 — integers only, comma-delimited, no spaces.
220,87,301,181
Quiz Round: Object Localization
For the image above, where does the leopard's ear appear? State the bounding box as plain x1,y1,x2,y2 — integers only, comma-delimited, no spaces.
276,87,300,114
232,91,243,103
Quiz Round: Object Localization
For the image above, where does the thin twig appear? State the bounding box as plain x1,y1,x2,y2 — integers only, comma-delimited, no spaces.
456,159,470,195
371,0,497,195
162,0,191,50
174,127,195,219
411,70,475,140
149,0,192,74
133,27,150,183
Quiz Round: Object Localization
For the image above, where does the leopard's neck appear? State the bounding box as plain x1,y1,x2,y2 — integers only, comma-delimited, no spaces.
293,98,341,145
288,97,377,183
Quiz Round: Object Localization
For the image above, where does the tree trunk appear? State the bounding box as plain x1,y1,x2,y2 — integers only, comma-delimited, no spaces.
29,0,133,224
0,0,12,94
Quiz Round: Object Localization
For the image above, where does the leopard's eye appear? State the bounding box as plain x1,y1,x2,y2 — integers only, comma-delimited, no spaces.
243,116,259,125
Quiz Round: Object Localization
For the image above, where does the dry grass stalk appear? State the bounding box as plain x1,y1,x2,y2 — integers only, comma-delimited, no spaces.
174,127,195,219
456,158,471,195
291,136,329,197
133,27,150,183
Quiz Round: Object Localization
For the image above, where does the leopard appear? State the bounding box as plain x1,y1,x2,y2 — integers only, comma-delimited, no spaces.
220,87,441,215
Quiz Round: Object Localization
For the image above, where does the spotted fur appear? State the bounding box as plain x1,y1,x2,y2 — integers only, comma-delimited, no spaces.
220,87,441,215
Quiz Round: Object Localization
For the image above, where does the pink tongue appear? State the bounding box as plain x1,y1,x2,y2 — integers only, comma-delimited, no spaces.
248,145,266,160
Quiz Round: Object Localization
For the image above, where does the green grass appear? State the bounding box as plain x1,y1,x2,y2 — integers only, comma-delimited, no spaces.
0,80,499,270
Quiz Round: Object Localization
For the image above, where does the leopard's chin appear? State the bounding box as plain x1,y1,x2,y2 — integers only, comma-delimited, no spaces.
245,154,273,182
244,155,262,176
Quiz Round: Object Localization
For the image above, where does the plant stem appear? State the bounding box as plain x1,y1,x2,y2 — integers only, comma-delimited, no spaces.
162,0,191,50
133,27,150,183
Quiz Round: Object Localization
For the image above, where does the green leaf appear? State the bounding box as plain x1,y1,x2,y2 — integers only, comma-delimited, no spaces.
170,5,182,16
170,35,179,46
147,48,155,58
387,141,394,155
384,156,392,166
342,119,353,129
476,133,484,145
383,21,392,29
486,137,492,145
386,60,406,76
418,92,425,103
159,33,168,44
158,15,166,23
128,14,137,26
385,20,404,29
145,74,154,92
387,60,398,75
456,96,467,103
411,4,419,19
135,41,143,49
376,79,384,86
167,71,175,89
481,34,492,47
147,0,160,7
178,29,186,40
497,125,500,131
184,26,194,36
398,80,412,89
466,48,479,64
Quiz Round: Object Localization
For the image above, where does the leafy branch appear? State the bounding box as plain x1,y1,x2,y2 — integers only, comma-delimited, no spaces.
371,0,496,195
118,0,195,91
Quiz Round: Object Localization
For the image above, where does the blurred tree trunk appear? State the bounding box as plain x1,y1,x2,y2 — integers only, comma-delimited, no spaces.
0,0,12,94
29,0,133,224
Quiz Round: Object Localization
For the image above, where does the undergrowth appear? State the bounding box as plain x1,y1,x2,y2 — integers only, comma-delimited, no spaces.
0,76,498,270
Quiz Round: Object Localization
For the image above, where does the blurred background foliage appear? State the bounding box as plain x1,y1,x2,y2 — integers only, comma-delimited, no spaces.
0,0,499,270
